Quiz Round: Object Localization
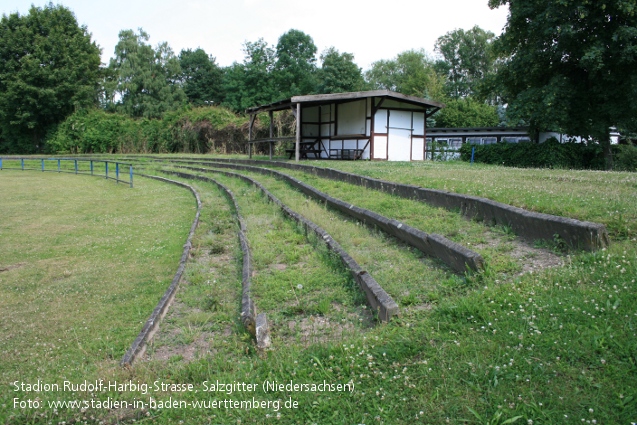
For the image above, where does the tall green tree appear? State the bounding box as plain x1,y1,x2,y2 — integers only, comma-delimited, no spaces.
434,26,496,101
316,47,366,94
365,50,445,101
489,0,637,168
0,3,101,153
179,48,225,106
222,38,277,111
274,29,318,98
433,98,499,128
106,29,185,118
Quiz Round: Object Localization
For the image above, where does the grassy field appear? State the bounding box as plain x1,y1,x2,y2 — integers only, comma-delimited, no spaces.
2,157,636,424
0,171,195,423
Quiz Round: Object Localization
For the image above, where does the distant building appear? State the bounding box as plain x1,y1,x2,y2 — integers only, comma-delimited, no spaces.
427,127,621,160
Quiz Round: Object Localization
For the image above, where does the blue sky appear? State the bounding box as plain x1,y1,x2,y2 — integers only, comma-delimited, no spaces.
2,0,509,69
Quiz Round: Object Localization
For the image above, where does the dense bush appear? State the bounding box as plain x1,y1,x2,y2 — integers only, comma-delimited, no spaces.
614,144,637,171
459,137,637,171
47,107,259,154
48,109,136,153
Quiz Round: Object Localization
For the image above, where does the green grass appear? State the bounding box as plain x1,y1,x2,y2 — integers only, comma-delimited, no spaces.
156,170,372,339
0,171,195,422
285,160,637,240
244,164,536,276
2,156,637,425
189,165,463,311
143,177,245,362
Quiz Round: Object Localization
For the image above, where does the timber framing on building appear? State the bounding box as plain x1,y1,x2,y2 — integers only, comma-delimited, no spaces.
245,90,444,161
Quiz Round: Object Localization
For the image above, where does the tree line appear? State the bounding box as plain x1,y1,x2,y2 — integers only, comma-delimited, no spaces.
1,1,636,168
0,3,501,154
101,26,500,124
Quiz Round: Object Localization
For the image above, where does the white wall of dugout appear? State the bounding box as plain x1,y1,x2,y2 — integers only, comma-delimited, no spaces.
371,101,427,161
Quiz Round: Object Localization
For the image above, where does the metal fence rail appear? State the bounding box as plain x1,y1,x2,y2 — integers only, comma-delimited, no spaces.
0,157,133,187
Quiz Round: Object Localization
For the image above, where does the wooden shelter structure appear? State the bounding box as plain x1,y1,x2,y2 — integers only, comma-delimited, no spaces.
246,90,444,161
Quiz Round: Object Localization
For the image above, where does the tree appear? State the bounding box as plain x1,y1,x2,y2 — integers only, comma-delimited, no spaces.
489,0,637,168
0,3,101,153
434,26,496,101
316,47,366,94
365,50,445,101
179,48,225,106
222,38,277,112
274,29,318,98
433,98,499,128
106,29,186,118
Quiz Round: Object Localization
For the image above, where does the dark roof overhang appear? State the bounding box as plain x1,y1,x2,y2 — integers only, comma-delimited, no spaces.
246,90,445,115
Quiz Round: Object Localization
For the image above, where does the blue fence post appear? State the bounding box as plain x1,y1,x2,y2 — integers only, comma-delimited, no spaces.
57,159,61,173
105,161,108,179
471,146,475,164
74,159,78,174
41,159,44,172
129,165,133,188
90,160,93,175
0,158,3,170
21,158,24,170
116,162,119,183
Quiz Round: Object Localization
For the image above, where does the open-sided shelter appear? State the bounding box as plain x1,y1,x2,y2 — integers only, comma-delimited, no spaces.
246,90,444,161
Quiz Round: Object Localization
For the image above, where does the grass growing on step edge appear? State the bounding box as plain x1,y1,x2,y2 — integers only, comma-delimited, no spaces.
166,164,522,296
147,159,565,279
142,177,245,362
167,164,463,314
275,159,637,241
143,155,635,240
157,169,375,343
238,163,539,277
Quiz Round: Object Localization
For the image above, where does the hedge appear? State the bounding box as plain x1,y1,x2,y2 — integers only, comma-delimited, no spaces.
459,138,637,171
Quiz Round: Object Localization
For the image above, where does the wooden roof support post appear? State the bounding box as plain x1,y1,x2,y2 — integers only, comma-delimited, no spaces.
248,114,255,159
423,107,428,160
295,103,301,162
269,110,274,160
370,97,379,159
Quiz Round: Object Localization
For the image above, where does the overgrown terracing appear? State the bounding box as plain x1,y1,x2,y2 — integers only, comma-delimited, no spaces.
141,157,570,278
280,159,636,241
2,156,636,424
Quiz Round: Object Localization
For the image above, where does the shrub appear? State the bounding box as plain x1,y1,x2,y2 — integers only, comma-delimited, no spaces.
47,109,137,154
47,106,257,154
614,144,637,171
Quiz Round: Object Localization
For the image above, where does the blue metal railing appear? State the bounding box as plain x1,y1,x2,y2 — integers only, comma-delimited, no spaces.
0,157,133,187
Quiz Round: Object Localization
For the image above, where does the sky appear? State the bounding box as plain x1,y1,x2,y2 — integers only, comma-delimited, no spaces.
2,0,509,70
